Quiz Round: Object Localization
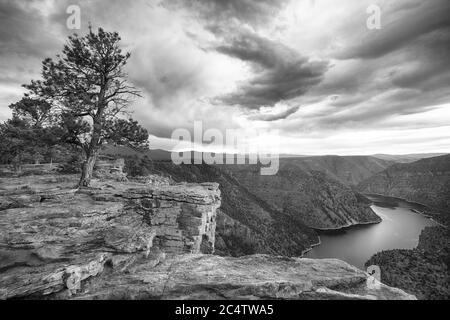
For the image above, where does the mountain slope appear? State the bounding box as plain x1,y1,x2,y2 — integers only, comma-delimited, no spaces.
358,154,450,218
220,163,381,230
365,226,449,300
278,156,394,186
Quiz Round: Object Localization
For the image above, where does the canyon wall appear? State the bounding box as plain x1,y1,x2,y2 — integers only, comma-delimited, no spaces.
221,164,381,230
358,155,450,218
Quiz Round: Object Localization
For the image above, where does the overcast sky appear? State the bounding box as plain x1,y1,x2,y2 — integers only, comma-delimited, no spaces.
1,0,449,155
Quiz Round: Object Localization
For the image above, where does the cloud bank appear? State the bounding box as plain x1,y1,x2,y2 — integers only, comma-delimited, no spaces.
0,0,449,154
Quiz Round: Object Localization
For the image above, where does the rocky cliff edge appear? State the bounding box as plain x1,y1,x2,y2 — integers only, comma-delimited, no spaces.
0,175,414,300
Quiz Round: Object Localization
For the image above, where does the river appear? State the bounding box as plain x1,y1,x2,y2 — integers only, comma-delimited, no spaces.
304,195,439,270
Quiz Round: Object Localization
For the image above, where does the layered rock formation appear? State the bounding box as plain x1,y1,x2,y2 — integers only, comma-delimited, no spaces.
56,255,414,300
0,176,220,299
121,182,220,255
0,174,414,300
94,157,128,182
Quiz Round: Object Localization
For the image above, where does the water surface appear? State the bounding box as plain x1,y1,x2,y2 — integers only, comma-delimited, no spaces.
304,195,438,269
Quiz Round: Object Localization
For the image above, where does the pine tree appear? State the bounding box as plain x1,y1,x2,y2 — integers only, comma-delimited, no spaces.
23,27,149,186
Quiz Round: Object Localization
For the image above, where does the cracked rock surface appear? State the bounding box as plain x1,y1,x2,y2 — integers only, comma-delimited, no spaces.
0,175,414,300
47,254,416,300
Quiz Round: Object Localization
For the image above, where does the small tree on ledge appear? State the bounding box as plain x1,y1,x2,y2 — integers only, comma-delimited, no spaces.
24,27,149,187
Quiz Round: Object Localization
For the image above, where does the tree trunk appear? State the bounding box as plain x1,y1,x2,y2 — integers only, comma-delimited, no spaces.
79,150,98,187
79,98,105,187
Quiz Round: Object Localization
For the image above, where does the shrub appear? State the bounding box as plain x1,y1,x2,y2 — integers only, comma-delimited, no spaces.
58,154,83,174
124,156,153,177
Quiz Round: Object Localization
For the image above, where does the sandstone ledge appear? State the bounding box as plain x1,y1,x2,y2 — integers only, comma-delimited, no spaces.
52,254,415,300
0,177,221,299
0,175,414,300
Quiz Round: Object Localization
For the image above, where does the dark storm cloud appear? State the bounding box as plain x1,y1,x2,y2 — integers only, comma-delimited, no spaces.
0,1,60,58
165,0,289,27
247,105,300,121
288,85,450,134
338,0,450,60
326,0,450,114
0,0,63,120
304,0,450,133
390,28,450,91
215,31,329,109
166,0,328,110
1,0,449,154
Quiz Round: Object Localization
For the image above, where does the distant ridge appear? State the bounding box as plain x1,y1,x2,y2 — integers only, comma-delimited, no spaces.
370,153,448,163
274,155,394,185
102,145,447,165
102,146,447,187
101,145,173,161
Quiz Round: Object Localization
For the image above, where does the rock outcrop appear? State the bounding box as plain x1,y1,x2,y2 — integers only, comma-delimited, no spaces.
55,254,415,300
0,174,414,300
122,182,220,255
94,157,128,182
0,175,220,299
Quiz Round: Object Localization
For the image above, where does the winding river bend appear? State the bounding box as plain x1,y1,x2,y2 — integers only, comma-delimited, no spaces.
304,195,439,270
